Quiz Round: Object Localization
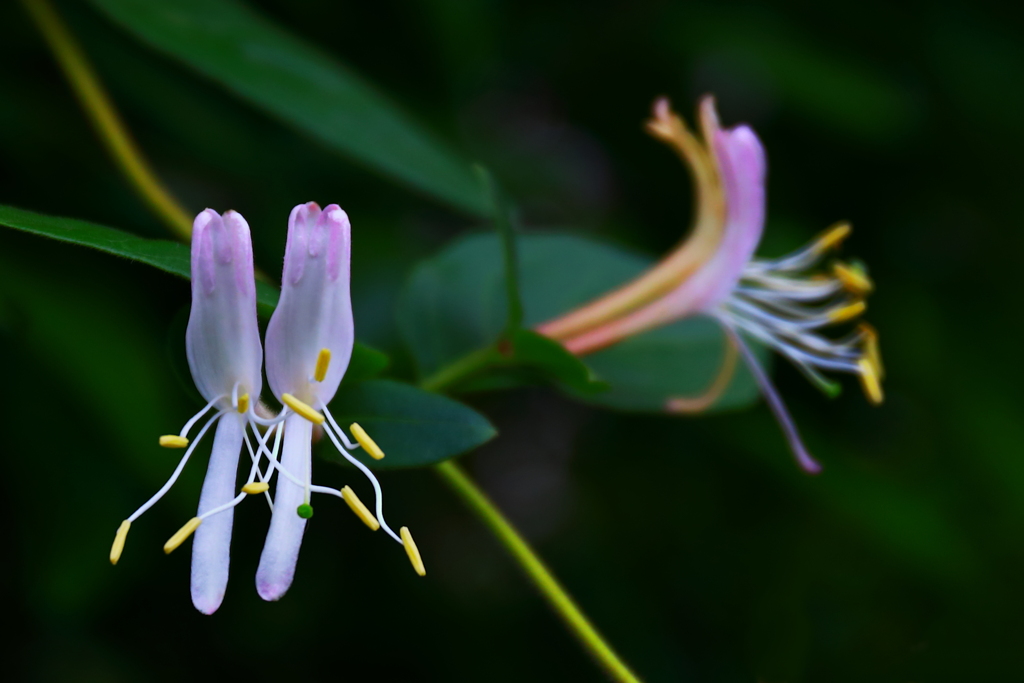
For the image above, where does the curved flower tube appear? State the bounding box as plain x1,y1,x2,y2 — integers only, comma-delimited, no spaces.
538,98,883,473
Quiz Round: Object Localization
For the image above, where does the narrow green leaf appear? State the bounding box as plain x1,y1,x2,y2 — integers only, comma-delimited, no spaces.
0,203,190,277
318,380,497,469
88,0,486,215
0,203,378,368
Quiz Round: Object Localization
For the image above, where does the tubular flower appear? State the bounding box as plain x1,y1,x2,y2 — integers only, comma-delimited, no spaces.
537,97,882,474
110,209,272,615
256,202,423,602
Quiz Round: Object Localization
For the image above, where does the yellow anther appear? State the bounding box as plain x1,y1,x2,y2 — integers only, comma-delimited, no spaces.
341,485,380,531
829,300,866,323
815,221,851,252
860,323,885,379
237,393,250,414
400,526,426,577
241,482,269,495
857,358,884,405
833,262,874,295
163,517,202,554
350,423,385,460
159,435,189,448
110,520,131,565
281,393,325,424
314,348,331,382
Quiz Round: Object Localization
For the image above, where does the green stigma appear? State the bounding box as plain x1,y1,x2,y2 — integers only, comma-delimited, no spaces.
296,503,314,519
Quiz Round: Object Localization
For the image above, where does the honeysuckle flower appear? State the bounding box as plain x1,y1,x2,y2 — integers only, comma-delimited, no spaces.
110,208,272,614
255,201,424,601
538,97,883,473
110,204,424,612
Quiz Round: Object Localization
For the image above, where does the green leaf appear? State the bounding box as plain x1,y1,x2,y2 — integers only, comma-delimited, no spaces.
0,203,383,374
318,380,496,469
88,0,486,215
398,232,759,412
342,343,390,384
0,203,280,310
505,329,607,394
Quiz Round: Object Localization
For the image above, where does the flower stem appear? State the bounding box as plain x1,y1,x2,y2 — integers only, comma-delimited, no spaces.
20,0,193,240
418,346,500,393
424,350,643,681
434,460,642,683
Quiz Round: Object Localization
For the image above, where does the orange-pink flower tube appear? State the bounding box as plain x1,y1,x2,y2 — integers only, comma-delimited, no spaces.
538,97,882,473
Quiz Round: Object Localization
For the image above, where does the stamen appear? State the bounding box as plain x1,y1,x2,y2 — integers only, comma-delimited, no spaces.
242,482,269,494
281,393,325,424
109,520,130,565
815,221,851,252
159,435,189,448
127,412,221,523
341,485,380,530
400,526,426,576
237,393,250,414
860,323,884,379
857,358,884,405
833,262,873,294
296,504,314,519
350,423,385,460
320,419,402,544
244,420,281,512
314,348,331,382
164,517,202,554
828,300,866,323
322,404,360,450
178,394,226,438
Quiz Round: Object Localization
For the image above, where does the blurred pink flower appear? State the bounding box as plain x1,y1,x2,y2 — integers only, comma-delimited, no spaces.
539,98,882,473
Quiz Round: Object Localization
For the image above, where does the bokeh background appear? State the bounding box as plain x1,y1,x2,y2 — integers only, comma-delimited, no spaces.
1,0,1022,680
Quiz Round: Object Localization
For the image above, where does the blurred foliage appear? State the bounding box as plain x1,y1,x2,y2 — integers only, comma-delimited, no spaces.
1,0,1023,681
398,232,759,409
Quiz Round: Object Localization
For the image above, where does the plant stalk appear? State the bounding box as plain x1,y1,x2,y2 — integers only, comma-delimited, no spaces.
21,0,193,240
434,460,642,683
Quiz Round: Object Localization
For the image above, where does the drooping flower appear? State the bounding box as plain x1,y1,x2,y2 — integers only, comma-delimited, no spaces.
110,204,424,612
255,201,423,601
110,208,271,615
538,97,882,473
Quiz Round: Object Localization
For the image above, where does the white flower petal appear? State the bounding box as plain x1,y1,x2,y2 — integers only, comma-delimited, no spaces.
265,203,353,406
186,209,263,404
190,412,245,615
255,413,311,601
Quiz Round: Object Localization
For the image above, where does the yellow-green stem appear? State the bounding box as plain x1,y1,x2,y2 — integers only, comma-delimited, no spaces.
419,346,499,393
21,0,193,240
434,460,642,683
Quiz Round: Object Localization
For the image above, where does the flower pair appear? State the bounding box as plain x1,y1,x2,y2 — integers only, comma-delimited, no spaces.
539,97,883,473
111,203,423,615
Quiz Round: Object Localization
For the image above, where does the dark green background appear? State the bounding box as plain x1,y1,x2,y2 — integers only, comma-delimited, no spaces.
1,0,1019,680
